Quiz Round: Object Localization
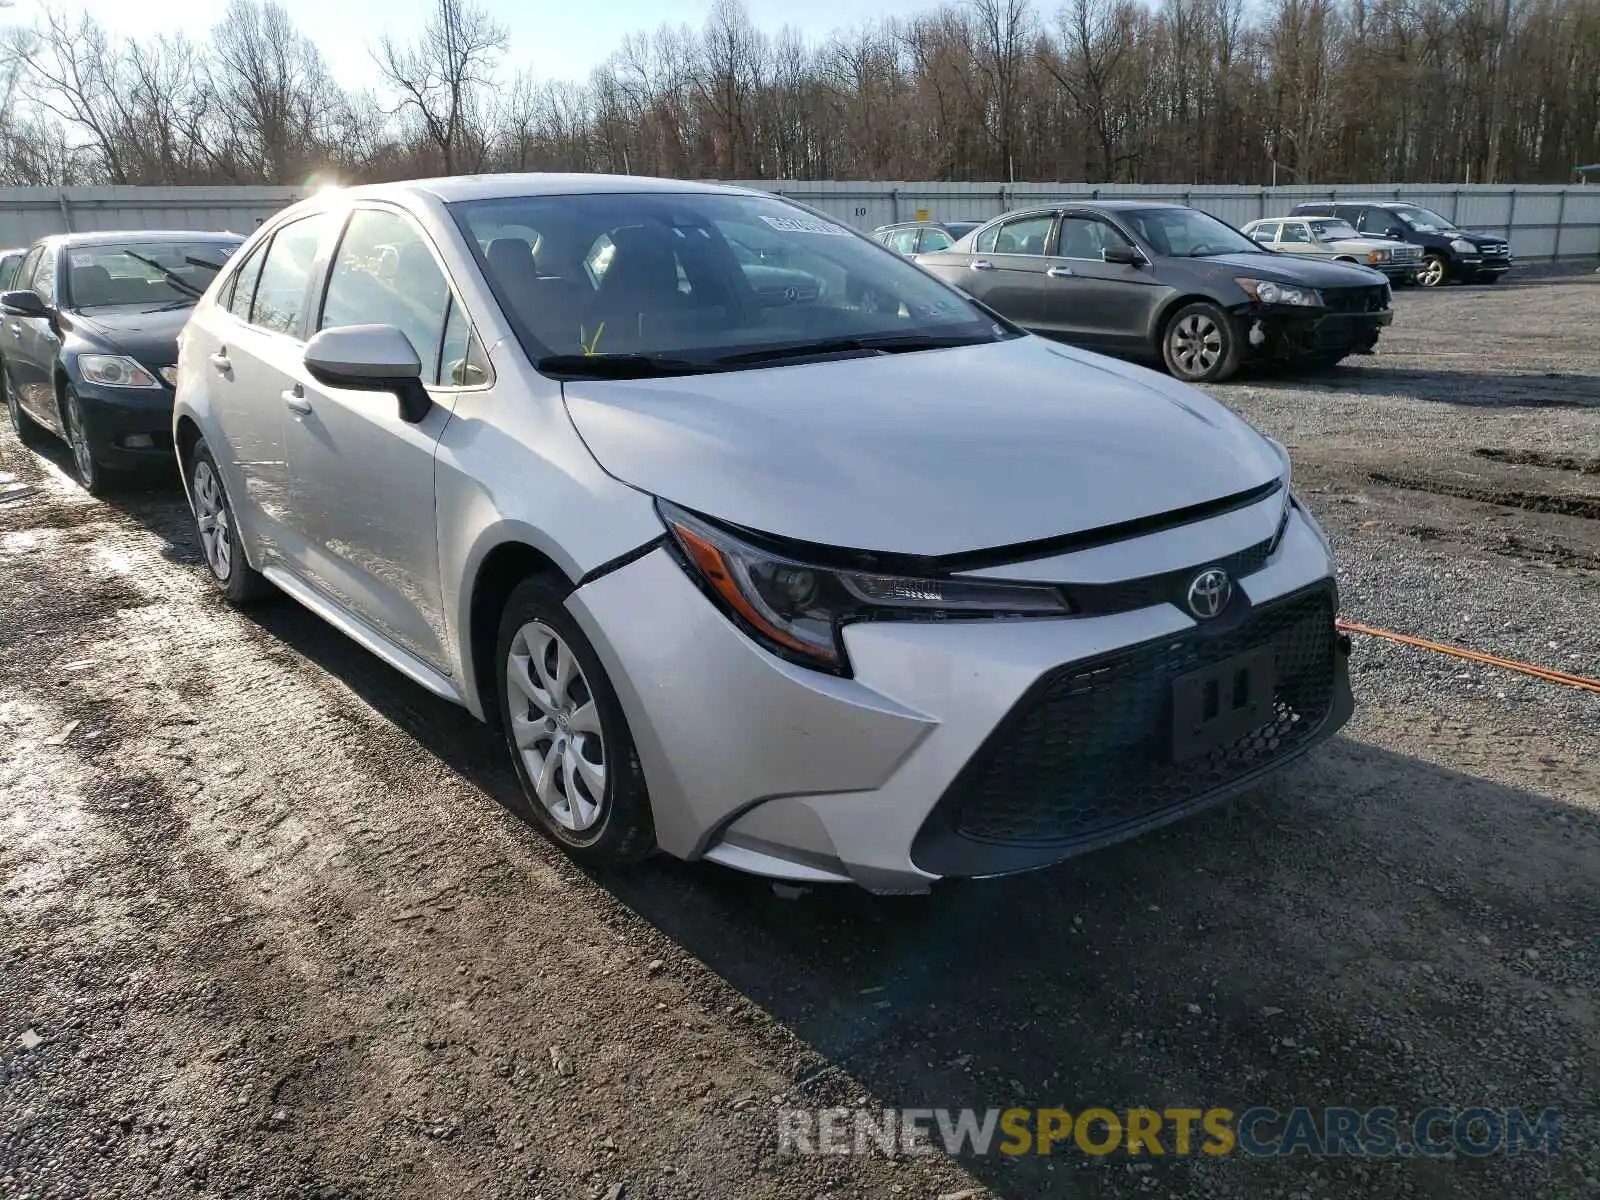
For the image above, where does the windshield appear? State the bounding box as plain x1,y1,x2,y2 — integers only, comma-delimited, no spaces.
1116,207,1259,257
1393,206,1458,233
452,192,1005,372
66,240,240,309
1309,219,1360,241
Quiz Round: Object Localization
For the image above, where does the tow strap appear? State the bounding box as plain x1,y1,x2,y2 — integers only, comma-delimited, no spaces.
1337,620,1600,695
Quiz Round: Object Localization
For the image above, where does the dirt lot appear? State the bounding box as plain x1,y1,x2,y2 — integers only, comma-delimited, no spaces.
2,274,1597,1200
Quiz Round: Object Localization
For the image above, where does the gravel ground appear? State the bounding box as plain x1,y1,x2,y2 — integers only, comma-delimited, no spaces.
1,276,1597,1200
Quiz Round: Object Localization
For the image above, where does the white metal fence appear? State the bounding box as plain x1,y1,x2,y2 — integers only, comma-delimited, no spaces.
3,182,1598,262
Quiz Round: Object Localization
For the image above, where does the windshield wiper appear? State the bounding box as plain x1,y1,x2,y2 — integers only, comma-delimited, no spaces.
123,251,203,298
535,353,715,379
709,332,992,367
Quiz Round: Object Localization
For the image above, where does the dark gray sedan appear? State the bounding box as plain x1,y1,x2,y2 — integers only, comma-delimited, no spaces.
914,201,1395,382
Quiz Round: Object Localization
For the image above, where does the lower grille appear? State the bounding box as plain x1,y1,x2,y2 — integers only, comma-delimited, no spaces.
945,586,1339,847
1323,285,1390,313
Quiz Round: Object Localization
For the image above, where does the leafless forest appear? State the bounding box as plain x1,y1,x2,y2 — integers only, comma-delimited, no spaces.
1,0,1596,188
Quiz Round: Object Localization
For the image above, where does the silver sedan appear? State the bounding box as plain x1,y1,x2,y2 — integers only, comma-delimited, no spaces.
172,175,1354,893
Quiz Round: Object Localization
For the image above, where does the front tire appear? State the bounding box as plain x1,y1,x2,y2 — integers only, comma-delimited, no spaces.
496,575,655,866
188,439,270,604
1161,302,1242,383
62,386,115,495
1418,253,1449,288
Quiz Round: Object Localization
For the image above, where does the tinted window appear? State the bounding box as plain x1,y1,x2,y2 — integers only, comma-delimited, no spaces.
1057,216,1133,258
994,215,1054,256
455,191,997,363
320,208,452,383
251,213,335,336
225,241,268,318
65,240,239,308
29,247,57,302
439,297,491,388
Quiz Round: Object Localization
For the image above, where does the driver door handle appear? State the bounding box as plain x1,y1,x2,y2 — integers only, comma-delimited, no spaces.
282,385,312,415
8,323,20,336
969,259,995,271
209,351,231,373
1046,265,1074,278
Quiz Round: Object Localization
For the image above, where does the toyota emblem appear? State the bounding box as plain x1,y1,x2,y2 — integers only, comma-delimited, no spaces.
1186,568,1232,620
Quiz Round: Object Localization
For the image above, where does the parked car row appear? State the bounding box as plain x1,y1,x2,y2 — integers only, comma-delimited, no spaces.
1,177,1354,894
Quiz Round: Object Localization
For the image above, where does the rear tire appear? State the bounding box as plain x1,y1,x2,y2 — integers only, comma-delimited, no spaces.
1418,253,1449,288
1161,301,1242,383
496,574,656,866
187,438,271,604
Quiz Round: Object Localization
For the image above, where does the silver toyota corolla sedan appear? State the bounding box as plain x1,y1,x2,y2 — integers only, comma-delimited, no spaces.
172,174,1354,894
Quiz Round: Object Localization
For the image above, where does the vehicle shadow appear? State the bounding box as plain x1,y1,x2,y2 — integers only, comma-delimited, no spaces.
1226,361,1600,408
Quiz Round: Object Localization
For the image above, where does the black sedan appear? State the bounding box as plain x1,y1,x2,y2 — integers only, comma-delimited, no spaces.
914,202,1394,382
2,230,244,492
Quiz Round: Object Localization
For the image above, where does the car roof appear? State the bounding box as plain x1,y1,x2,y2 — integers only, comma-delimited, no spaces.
44,230,244,248
349,173,759,205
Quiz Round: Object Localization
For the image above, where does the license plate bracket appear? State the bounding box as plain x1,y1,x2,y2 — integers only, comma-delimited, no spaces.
1171,647,1276,763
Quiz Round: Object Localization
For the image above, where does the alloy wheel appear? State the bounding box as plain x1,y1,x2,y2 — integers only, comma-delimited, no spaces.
1170,313,1223,376
65,390,96,486
1419,256,1446,287
505,620,607,833
192,460,233,582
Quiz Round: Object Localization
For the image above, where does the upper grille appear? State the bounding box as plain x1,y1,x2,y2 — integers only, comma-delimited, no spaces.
1061,537,1275,616
942,585,1339,848
1323,285,1390,313
1480,243,1510,258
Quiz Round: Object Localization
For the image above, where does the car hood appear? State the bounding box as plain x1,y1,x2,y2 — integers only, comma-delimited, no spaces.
562,336,1284,558
1454,230,1508,246
66,304,194,367
1197,252,1387,287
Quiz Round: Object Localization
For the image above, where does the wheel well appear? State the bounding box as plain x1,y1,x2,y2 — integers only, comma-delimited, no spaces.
469,542,565,722
1152,294,1226,350
174,416,202,480
1334,255,1358,262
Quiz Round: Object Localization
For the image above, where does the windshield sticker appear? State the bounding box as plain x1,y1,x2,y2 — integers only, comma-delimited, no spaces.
760,215,850,236
71,253,94,267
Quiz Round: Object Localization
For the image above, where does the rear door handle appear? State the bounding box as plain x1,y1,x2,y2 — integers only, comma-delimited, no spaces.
1046,265,1074,278
281,385,311,415
209,351,231,373
969,259,995,271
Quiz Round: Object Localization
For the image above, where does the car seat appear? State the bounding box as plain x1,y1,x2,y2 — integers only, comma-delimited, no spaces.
70,264,114,306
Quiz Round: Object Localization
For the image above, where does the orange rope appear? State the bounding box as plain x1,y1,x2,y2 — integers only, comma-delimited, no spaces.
1337,620,1600,695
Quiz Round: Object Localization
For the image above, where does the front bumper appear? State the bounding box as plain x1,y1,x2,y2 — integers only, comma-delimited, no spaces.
1245,303,1393,358
567,501,1353,893
73,381,177,469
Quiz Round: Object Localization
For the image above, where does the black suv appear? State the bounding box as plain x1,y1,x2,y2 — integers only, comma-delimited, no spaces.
1290,201,1512,287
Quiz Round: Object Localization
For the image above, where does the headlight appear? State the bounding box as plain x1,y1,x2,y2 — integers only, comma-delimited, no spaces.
1236,278,1322,308
1450,238,1475,254
1365,249,1390,263
77,354,160,389
659,501,1070,675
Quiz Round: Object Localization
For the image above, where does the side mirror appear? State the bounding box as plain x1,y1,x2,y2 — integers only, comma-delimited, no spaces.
1,290,47,317
304,324,432,424
1102,244,1141,266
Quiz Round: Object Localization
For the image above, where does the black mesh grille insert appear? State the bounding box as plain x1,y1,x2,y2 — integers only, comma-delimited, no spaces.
946,586,1339,848
1323,286,1390,314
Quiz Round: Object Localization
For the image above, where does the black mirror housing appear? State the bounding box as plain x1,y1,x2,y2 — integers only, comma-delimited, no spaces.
1,290,47,317
1102,245,1141,266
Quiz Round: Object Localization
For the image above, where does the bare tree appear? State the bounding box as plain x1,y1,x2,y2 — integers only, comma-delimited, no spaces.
375,0,506,174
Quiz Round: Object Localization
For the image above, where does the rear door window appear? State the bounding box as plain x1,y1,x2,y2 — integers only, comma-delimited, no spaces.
919,228,954,253
886,228,918,254
1250,222,1279,243
993,215,1055,257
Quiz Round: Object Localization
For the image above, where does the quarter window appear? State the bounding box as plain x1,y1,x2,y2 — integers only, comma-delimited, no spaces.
225,241,268,319
29,247,57,303
320,208,453,383
993,215,1054,257
975,224,999,254
250,212,336,336
438,297,491,388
